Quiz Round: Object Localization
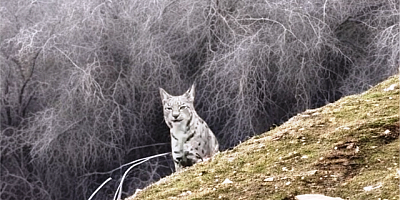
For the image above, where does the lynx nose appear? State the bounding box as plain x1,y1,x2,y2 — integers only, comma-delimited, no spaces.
172,111,179,119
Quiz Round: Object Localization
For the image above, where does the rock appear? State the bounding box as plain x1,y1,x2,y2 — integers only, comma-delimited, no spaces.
263,177,274,182
178,191,192,197
295,194,344,200
363,183,382,191
281,151,301,160
221,178,233,184
305,170,318,176
383,84,397,91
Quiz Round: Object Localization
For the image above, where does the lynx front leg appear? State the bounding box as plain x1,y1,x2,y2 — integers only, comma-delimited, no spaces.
174,162,182,172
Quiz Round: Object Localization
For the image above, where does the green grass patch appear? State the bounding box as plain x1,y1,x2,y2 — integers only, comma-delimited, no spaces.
131,75,399,200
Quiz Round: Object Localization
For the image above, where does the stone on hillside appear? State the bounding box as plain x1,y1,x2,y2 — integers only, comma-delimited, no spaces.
222,178,233,184
295,194,344,200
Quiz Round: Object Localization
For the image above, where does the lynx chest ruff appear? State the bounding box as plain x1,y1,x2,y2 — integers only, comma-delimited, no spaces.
160,85,219,172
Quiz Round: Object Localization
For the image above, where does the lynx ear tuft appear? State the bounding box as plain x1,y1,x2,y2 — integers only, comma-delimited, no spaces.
160,88,172,101
185,84,195,102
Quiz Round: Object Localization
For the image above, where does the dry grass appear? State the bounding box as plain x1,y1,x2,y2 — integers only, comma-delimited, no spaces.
133,74,399,200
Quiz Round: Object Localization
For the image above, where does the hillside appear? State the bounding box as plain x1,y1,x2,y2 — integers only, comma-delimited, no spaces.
131,75,399,200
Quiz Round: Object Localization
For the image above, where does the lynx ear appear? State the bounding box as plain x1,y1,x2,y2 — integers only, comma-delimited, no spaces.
159,88,172,102
184,84,195,102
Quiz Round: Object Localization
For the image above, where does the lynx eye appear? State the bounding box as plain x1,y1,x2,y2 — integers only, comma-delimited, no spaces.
165,107,172,111
179,105,187,110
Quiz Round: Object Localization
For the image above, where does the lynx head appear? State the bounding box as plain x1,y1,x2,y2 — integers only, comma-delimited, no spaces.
160,85,195,128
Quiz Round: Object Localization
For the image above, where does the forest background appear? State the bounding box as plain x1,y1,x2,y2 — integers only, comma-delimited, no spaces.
0,0,398,199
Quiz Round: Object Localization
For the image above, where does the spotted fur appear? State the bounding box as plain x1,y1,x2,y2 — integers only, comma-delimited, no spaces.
160,85,219,172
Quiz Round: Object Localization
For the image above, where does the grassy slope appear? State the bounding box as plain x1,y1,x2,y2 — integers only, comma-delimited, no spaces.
131,75,399,200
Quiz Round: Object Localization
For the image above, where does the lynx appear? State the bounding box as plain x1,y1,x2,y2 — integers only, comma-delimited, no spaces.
160,85,219,172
